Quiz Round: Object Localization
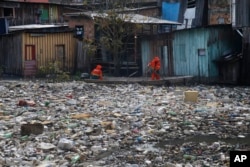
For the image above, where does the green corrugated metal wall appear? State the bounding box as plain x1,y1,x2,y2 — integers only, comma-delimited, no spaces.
172,26,234,78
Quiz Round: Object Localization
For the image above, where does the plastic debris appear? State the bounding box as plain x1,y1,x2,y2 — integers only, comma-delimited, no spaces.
0,81,249,166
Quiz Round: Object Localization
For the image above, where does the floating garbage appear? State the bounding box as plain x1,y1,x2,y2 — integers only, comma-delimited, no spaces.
58,138,74,150
0,81,249,166
21,123,44,136
38,142,56,150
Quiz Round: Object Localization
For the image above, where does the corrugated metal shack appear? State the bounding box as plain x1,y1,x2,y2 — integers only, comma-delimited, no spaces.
0,24,76,77
172,25,241,83
158,0,243,83
140,25,241,83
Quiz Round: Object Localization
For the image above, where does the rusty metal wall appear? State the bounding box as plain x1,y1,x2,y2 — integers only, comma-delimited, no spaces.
0,33,23,75
208,0,231,25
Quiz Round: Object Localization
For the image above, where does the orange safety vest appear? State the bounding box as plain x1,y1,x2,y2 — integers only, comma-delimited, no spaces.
148,56,161,71
91,65,103,80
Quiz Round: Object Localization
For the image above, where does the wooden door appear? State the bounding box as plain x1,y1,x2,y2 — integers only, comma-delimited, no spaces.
55,45,65,71
24,45,36,77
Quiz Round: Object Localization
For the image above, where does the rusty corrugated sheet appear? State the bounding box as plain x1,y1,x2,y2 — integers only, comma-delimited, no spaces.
208,0,231,25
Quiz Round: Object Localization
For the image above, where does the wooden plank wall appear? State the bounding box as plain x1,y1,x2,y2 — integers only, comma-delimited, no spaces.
0,33,23,75
23,32,77,74
0,31,77,76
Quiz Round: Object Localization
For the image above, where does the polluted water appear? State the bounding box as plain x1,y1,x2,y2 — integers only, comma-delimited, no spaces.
0,80,249,166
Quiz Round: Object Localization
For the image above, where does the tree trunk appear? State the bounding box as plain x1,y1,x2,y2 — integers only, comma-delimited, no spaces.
113,54,121,76
113,46,121,76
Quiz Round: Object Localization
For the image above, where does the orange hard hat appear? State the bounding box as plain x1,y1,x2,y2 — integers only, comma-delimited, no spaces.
154,56,160,60
96,65,102,69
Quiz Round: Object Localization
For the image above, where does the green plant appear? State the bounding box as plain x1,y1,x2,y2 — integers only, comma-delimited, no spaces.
36,61,56,77
56,71,70,82
36,61,70,82
90,5,141,76
36,66,46,77
83,38,97,56
71,71,82,81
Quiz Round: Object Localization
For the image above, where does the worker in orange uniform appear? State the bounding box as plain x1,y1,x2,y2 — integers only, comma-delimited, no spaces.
148,56,161,80
91,65,103,80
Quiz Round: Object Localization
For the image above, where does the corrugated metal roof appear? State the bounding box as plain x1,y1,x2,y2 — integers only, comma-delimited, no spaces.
9,24,68,32
65,11,181,25
122,13,181,24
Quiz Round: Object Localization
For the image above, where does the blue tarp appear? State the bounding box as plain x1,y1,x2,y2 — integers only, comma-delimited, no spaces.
162,2,180,21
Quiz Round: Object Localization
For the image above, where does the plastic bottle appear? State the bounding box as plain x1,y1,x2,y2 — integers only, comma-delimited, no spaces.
71,155,80,164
